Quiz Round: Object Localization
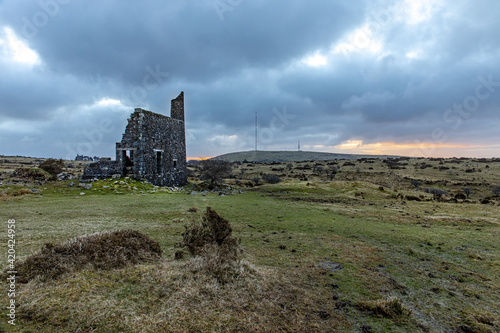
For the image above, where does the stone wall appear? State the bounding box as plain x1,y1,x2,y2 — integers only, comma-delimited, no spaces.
171,91,184,122
116,109,186,186
83,92,187,187
81,161,121,180
82,92,187,186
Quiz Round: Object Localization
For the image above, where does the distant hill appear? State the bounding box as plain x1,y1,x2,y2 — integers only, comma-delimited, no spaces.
214,151,401,163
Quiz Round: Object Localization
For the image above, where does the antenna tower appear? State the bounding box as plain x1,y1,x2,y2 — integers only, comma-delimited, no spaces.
255,112,258,151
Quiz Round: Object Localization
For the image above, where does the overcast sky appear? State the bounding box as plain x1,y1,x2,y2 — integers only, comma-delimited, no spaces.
0,0,499,159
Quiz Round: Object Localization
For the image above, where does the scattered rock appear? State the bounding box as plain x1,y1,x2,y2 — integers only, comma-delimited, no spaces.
57,172,75,181
78,183,92,190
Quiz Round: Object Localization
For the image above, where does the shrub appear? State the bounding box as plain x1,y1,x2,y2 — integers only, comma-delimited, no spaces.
178,207,241,283
14,230,162,283
13,167,51,181
425,188,447,196
179,207,238,257
199,159,232,189
39,158,65,176
252,176,261,184
411,180,423,189
262,174,281,184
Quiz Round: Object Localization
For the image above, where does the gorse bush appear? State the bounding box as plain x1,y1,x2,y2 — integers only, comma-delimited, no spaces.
14,230,162,283
411,180,422,189
179,207,239,258
425,188,448,196
178,207,241,283
39,158,65,176
199,159,232,189
13,167,52,181
262,173,281,184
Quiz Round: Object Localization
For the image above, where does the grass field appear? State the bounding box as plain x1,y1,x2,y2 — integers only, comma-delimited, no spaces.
0,157,499,332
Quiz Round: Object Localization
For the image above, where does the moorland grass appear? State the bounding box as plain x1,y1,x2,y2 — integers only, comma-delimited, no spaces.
0,171,499,332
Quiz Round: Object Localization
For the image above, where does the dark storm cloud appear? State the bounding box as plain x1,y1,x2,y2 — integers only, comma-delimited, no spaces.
0,0,499,158
1,0,363,82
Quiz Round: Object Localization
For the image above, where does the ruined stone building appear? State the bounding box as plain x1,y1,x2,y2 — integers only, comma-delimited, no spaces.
82,92,187,186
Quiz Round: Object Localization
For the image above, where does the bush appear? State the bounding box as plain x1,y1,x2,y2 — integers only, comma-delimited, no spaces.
411,180,423,189
13,230,162,283
39,158,65,176
178,207,241,283
13,167,51,181
425,188,447,196
179,207,238,257
199,159,232,189
252,176,261,184
262,174,281,184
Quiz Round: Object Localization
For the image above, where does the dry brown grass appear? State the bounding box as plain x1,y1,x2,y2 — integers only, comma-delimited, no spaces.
355,297,412,320
13,230,162,283
15,258,346,332
11,208,347,332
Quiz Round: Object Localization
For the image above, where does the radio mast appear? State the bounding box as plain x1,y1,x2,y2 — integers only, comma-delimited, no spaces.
255,112,258,151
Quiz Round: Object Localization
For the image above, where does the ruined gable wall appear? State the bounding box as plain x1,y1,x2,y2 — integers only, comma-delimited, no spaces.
116,109,186,186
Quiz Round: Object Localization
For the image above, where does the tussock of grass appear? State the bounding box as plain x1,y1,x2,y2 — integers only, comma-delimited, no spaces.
14,230,162,283
355,297,412,320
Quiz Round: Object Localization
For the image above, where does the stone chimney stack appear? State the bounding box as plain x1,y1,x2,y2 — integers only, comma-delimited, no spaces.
170,91,184,122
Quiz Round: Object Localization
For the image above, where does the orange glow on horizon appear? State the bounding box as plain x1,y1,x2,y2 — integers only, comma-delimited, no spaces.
187,156,213,161
330,140,500,158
